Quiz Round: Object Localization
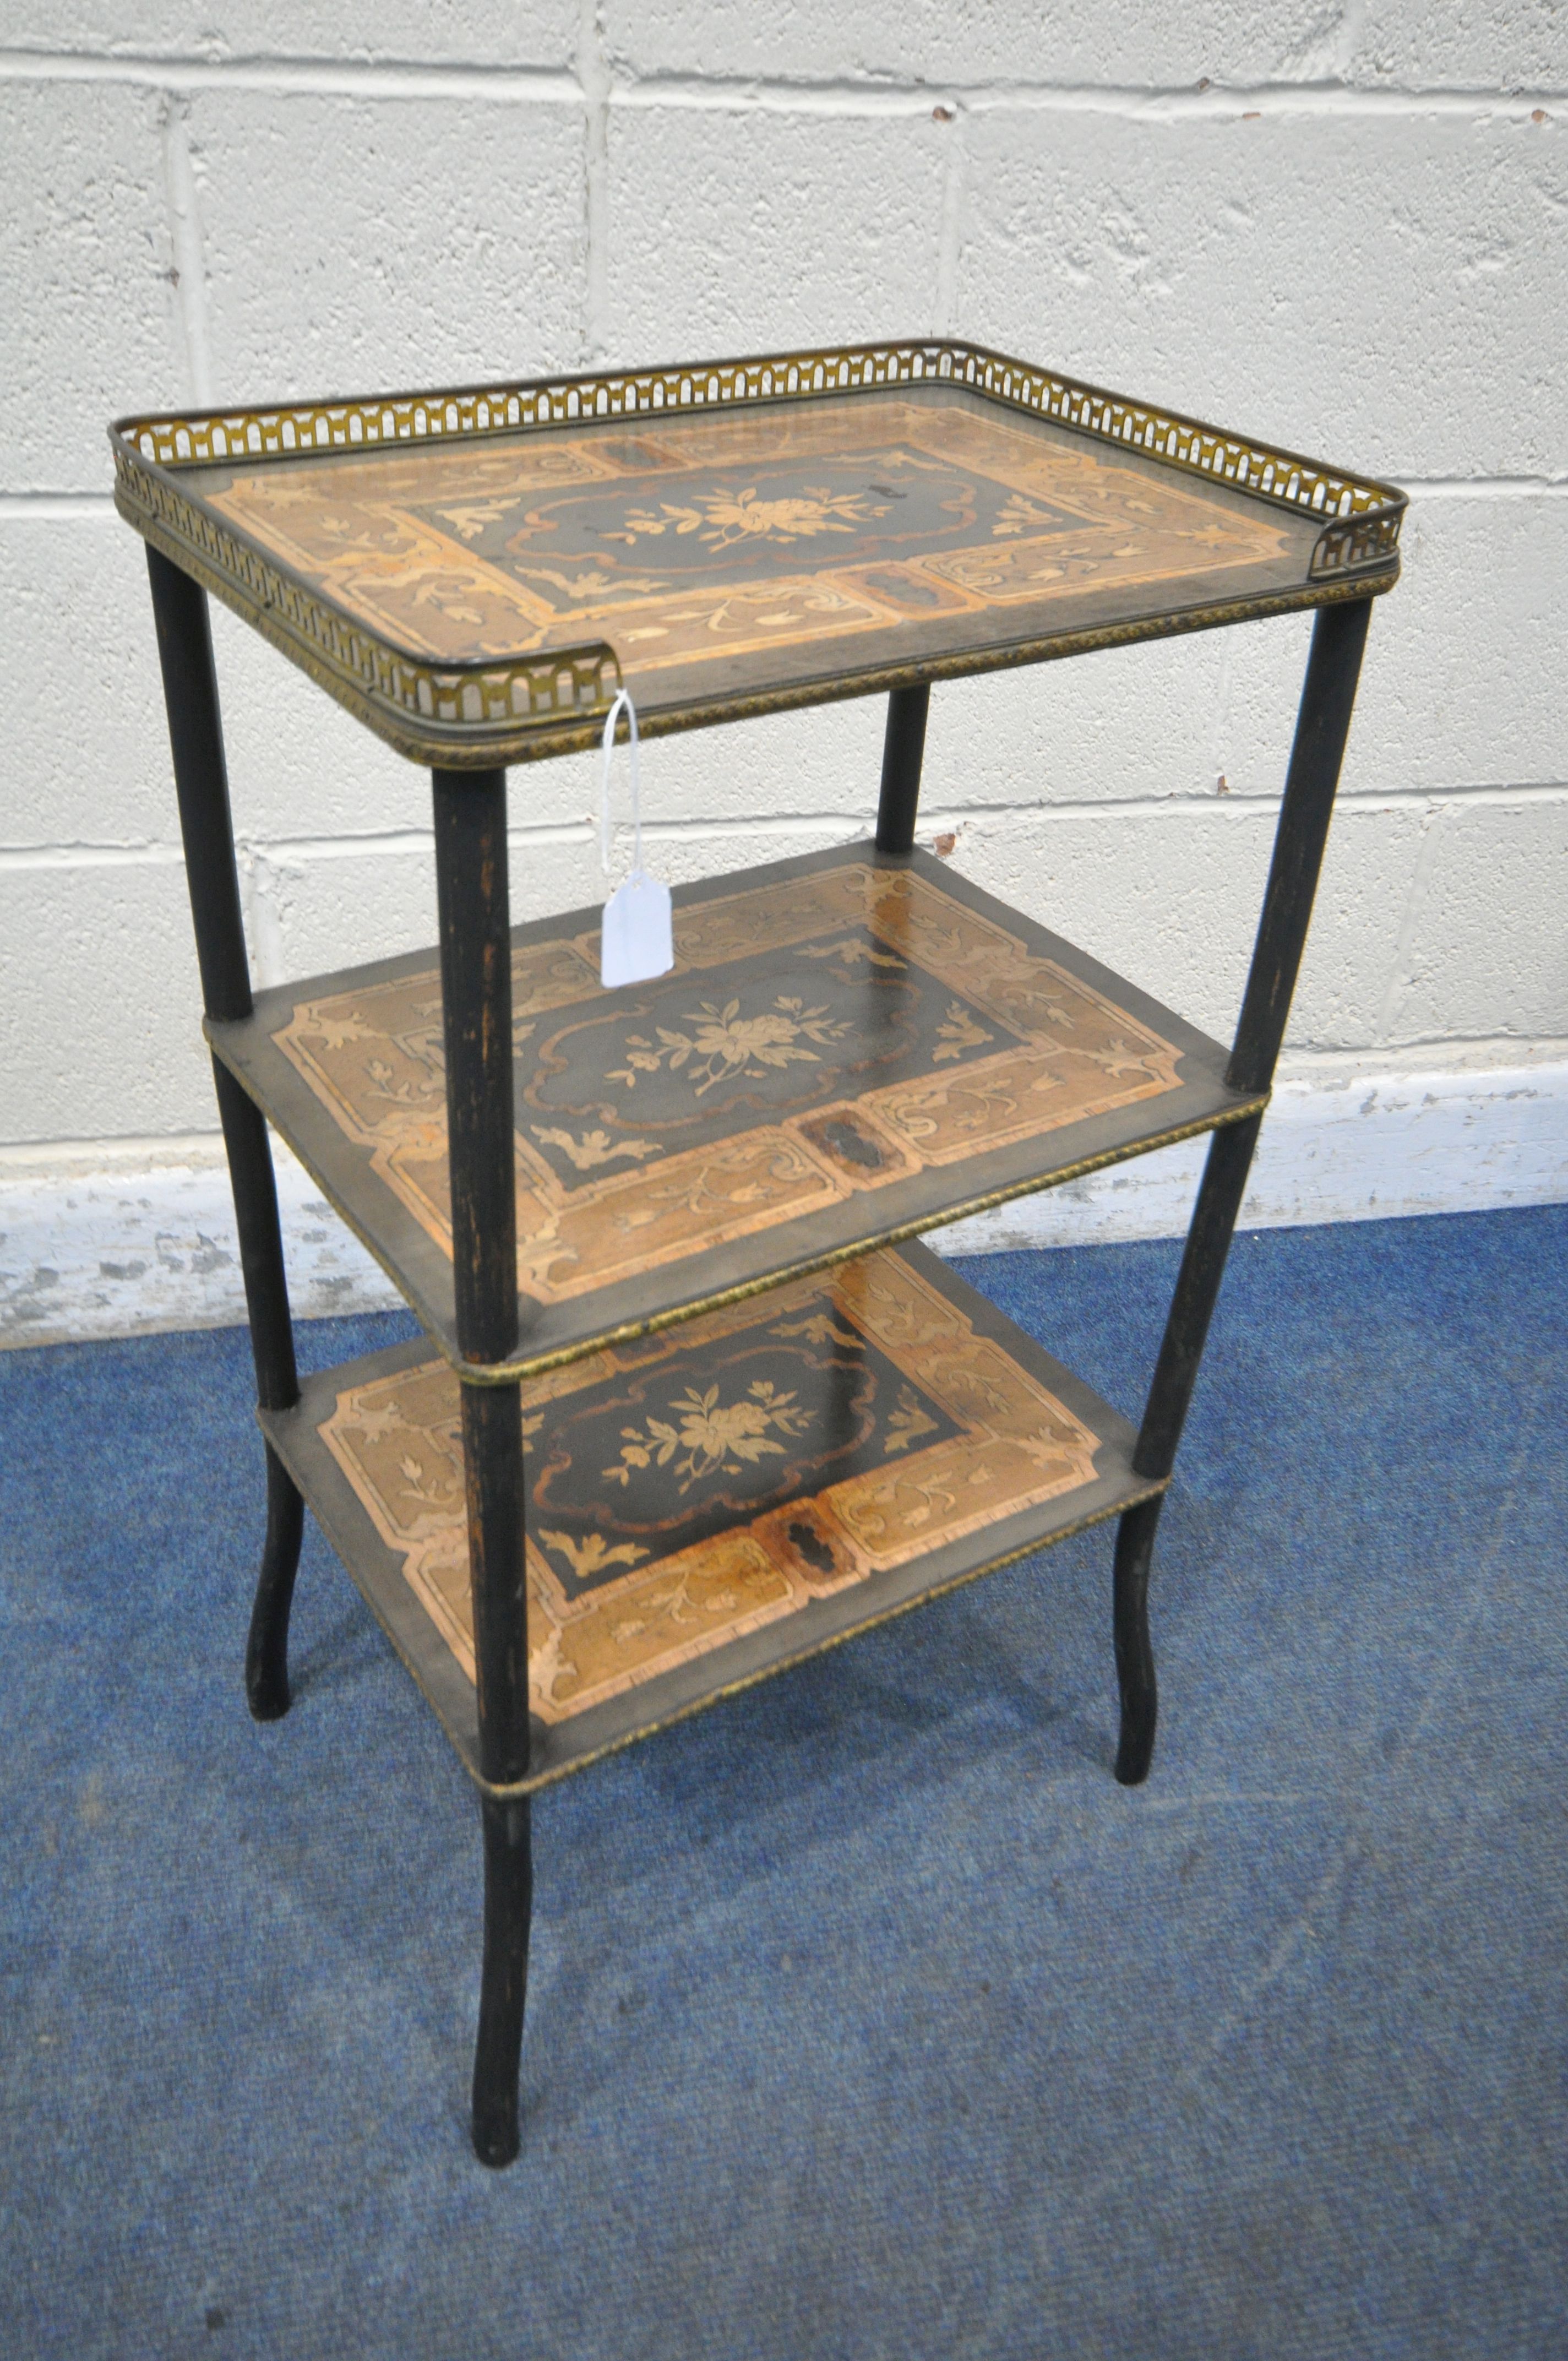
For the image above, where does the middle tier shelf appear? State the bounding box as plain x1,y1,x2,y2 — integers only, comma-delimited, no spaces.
213,841,1262,1380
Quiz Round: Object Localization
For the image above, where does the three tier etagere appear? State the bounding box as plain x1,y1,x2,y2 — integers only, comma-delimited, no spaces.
113,338,1402,2164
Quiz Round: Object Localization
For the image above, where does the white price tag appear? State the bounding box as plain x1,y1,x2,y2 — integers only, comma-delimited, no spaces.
601,868,673,991
597,688,674,990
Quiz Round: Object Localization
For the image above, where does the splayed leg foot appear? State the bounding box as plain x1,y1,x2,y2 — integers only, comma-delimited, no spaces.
245,1443,304,1722
1113,1495,1163,1786
471,1793,532,2168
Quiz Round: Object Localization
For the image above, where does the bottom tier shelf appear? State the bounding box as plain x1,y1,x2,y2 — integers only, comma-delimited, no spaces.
262,1241,1164,1795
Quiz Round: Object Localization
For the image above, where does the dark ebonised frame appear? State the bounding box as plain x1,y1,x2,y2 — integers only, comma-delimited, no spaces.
145,540,1372,2171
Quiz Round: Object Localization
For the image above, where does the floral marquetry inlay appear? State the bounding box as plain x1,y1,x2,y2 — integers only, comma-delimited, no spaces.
606,993,856,1096
318,1250,1102,1724
192,395,1295,680
609,484,888,550
272,857,1186,1309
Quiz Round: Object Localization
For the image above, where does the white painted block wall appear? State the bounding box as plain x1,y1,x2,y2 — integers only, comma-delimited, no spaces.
1,6,1564,1340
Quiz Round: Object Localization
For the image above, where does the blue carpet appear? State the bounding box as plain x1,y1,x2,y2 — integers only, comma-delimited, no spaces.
1,1206,1564,2359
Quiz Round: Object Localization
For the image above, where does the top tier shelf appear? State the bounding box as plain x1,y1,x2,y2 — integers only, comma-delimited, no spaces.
111,338,1404,769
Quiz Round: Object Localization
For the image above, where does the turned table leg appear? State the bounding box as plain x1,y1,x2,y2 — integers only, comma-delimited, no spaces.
432,765,533,2167
146,545,304,1716
1113,596,1374,1785
472,1791,533,2167
875,682,930,854
1114,1112,1262,1784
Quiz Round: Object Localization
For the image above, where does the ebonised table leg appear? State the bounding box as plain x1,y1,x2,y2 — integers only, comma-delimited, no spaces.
246,1429,306,1720
432,766,533,2168
472,1791,533,2166
145,545,304,1718
875,683,930,853
1112,1495,1163,1786
1112,595,1374,1785
460,1377,531,2168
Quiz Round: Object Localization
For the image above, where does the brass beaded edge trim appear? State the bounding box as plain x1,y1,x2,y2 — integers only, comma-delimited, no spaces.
546,569,1400,772
142,471,1395,774
472,1472,1173,1799
458,1091,1271,1389
111,335,1405,759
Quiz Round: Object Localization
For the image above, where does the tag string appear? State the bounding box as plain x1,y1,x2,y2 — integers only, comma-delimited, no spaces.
599,688,643,880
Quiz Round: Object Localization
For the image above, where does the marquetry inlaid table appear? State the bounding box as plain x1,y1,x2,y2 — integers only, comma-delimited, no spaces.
112,340,1403,2164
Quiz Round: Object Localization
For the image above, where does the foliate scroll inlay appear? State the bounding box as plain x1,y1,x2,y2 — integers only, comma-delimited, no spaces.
273,861,1185,1307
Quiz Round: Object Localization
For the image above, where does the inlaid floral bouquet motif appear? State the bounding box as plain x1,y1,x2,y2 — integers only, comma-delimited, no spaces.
605,483,889,551
605,1378,814,1495
608,994,853,1098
